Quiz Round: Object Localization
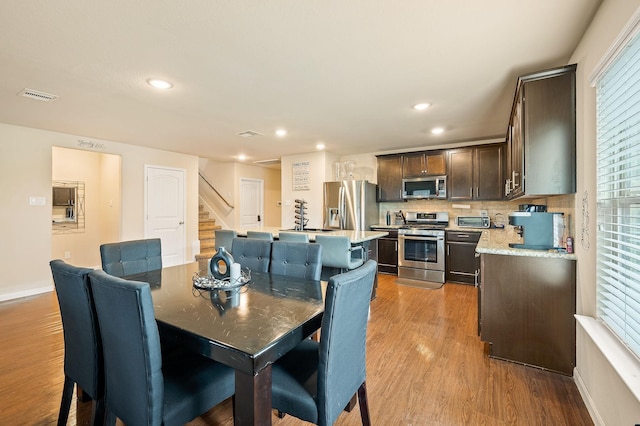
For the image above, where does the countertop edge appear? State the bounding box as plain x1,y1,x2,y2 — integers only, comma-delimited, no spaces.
475,230,577,260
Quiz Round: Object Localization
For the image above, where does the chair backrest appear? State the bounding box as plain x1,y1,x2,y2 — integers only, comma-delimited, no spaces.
314,235,353,269
215,230,237,253
100,238,162,277
231,238,272,272
277,232,310,243
88,270,164,425
270,241,323,281
318,260,377,426
49,260,103,400
246,231,274,241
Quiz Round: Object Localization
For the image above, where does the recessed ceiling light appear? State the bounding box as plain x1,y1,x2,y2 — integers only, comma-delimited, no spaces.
431,127,444,135
413,102,431,111
316,143,325,150
238,154,247,161
275,129,287,137
147,78,173,89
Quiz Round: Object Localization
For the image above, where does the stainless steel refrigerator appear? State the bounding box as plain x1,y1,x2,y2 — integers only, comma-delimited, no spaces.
323,180,378,231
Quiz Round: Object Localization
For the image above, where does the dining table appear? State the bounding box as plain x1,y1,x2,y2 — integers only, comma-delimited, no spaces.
123,262,325,426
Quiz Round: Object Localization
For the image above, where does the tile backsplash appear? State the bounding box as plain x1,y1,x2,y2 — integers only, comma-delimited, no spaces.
379,194,576,238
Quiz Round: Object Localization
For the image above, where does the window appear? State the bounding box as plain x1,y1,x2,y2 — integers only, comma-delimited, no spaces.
596,29,640,357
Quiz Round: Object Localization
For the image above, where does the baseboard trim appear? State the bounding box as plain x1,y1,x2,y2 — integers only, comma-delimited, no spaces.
0,285,53,302
573,366,604,426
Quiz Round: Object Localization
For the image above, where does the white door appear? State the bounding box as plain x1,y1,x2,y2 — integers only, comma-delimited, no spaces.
240,178,264,229
145,165,186,267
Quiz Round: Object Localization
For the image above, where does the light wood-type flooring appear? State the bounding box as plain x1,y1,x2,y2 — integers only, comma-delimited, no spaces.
0,273,593,425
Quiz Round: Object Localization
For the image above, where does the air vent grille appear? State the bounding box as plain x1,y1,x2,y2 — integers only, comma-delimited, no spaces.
18,88,59,102
237,130,262,138
253,158,281,166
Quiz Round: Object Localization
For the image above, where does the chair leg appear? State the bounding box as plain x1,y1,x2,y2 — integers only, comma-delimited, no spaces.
91,397,106,426
344,394,357,412
57,376,74,426
77,385,92,403
357,382,371,426
276,410,286,418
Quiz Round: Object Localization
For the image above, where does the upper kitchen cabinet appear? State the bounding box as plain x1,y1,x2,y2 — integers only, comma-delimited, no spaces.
402,151,446,178
448,143,505,201
505,64,576,199
376,154,404,202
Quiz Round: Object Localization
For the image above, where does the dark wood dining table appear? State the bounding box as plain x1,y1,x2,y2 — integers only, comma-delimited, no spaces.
124,262,325,426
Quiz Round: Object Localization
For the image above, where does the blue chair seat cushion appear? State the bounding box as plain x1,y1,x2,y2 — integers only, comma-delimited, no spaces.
271,339,320,424
162,350,235,425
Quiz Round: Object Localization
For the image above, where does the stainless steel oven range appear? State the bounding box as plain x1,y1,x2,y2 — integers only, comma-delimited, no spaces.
398,211,448,283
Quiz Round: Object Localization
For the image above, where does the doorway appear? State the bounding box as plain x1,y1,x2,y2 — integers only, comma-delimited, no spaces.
51,147,121,267
239,178,264,229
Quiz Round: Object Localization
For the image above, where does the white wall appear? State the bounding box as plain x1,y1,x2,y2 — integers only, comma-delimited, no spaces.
280,151,338,229
0,123,200,301
569,0,640,424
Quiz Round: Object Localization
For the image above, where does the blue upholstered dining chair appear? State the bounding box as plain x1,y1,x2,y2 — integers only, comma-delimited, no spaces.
270,241,322,281
49,260,105,426
246,230,274,241
215,229,237,253
88,270,235,425
314,235,365,271
231,237,272,272
99,238,162,277
277,231,310,243
270,260,377,426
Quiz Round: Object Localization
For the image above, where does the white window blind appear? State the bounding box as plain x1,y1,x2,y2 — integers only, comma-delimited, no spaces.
596,29,640,357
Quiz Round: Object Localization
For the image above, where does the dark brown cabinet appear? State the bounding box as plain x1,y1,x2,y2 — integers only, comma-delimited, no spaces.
376,155,403,202
446,231,480,285
448,144,505,201
372,228,398,275
480,253,576,375
402,151,446,178
506,64,576,199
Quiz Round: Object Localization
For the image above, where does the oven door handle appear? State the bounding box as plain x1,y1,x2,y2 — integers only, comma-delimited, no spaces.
399,235,443,242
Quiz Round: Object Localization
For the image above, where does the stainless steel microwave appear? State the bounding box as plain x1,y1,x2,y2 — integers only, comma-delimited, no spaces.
402,176,447,200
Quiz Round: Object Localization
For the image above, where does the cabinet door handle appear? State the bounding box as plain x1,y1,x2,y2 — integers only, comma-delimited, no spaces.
476,187,479,198
470,187,473,198
395,241,398,251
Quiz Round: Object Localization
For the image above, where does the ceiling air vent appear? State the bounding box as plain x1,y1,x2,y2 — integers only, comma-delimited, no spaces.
237,130,262,138
18,88,59,102
253,158,281,166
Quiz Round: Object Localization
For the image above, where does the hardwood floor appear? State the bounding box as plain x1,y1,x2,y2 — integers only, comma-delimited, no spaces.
0,273,593,425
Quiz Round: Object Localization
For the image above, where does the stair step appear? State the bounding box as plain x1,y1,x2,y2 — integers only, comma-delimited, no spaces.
199,220,220,231
200,239,215,250
199,229,215,239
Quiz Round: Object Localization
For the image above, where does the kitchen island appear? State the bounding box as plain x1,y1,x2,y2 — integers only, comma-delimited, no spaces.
235,227,388,243
476,229,576,375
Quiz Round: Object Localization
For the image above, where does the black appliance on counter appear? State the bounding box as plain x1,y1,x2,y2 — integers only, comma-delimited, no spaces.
397,212,449,283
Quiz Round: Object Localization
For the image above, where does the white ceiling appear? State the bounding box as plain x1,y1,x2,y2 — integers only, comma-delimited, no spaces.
0,1,601,164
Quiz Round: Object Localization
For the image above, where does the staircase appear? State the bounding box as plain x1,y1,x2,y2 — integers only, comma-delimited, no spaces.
196,205,221,269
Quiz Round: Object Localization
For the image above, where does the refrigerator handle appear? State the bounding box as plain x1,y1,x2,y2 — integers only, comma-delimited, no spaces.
338,186,346,229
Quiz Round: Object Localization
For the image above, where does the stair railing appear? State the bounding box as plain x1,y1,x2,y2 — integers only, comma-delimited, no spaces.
199,172,234,210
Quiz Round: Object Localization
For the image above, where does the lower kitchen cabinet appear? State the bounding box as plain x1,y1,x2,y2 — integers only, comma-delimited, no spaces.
480,253,576,375
372,228,398,274
445,231,481,284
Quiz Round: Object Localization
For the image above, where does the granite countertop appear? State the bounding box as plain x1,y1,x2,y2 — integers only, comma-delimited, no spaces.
235,227,388,243
475,229,577,260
